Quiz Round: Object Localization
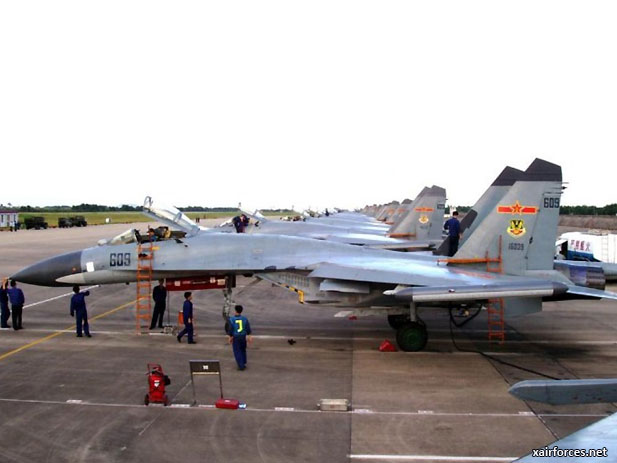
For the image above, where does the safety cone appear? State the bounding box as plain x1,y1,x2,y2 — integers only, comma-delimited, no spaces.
378,340,397,352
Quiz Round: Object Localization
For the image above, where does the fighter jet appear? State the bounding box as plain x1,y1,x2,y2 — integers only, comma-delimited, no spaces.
232,186,446,250
12,159,617,351
433,163,617,291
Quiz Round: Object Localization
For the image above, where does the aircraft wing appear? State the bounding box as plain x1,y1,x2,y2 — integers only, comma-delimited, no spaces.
515,414,616,462
306,257,617,303
510,379,617,462
306,259,569,301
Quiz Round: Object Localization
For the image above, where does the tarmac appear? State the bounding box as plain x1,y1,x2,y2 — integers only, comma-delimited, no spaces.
0,223,616,463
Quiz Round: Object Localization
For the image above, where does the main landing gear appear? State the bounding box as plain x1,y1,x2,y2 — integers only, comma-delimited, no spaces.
388,304,428,352
222,287,234,334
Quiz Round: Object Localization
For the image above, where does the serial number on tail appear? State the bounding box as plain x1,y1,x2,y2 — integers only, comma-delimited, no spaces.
544,197,560,208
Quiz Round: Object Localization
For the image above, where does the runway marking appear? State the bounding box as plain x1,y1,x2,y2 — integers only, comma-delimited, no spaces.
11,330,617,347
0,397,608,419
0,300,135,362
24,285,99,309
349,455,516,462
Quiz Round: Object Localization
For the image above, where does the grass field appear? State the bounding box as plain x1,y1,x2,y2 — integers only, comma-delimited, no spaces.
16,211,291,227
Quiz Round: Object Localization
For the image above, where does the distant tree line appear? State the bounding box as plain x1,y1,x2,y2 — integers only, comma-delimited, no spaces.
14,204,141,212
560,204,617,215
8,202,615,215
8,204,296,214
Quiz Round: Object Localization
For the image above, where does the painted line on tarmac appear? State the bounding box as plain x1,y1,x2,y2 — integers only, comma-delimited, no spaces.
23,285,100,309
0,300,135,362
0,397,608,420
349,455,516,462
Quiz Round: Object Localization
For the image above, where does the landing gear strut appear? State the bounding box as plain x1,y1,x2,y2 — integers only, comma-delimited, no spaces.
393,303,428,352
222,279,235,334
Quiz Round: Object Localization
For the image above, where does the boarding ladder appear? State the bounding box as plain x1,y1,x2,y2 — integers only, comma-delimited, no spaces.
485,236,505,344
135,238,154,334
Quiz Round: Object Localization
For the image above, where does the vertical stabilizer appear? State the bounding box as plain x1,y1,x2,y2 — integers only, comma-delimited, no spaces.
389,186,446,240
453,159,562,275
434,166,525,255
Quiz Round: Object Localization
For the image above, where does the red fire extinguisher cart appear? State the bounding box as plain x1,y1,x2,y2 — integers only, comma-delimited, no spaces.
144,363,171,406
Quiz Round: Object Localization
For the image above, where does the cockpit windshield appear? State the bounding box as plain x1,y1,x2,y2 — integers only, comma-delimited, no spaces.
98,226,187,247
99,228,139,246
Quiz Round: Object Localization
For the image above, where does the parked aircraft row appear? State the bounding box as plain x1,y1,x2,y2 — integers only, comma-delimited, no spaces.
12,159,617,351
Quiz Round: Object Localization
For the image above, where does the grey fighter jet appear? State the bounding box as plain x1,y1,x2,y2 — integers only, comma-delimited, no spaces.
433,163,617,290
12,159,617,351
234,186,446,250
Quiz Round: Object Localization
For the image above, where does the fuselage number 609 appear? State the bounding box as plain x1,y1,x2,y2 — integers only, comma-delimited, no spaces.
110,252,131,267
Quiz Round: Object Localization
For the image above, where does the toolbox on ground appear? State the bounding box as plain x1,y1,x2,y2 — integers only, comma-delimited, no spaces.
215,398,240,409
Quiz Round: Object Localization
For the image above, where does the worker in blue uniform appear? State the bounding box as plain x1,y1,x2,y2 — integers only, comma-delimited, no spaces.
177,292,196,344
1,278,10,329
444,211,461,257
7,280,24,330
228,305,252,370
232,216,244,233
70,285,91,337
150,279,167,330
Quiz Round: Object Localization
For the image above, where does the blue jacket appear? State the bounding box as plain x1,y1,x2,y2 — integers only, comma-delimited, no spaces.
8,287,25,306
182,300,193,325
0,288,8,307
229,315,251,337
70,291,90,316
444,217,460,237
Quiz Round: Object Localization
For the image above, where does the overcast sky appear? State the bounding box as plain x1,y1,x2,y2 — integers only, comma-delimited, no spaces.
1,1,615,211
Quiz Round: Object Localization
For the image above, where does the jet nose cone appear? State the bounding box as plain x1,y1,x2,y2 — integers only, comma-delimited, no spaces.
11,251,83,287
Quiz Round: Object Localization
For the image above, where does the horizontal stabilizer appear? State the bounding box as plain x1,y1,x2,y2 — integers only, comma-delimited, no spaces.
509,379,617,405
566,286,617,300
514,413,616,462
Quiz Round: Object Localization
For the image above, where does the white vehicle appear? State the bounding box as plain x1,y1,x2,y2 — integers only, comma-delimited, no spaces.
558,231,617,263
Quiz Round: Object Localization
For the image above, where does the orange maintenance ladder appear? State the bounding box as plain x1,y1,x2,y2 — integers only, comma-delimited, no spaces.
135,239,154,334
485,236,505,344
439,236,505,343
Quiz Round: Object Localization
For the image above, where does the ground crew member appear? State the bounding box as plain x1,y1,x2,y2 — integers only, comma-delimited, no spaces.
444,211,461,257
7,280,24,330
150,279,167,330
70,285,91,337
176,292,195,344
232,216,244,233
228,305,252,370
0,278,10,329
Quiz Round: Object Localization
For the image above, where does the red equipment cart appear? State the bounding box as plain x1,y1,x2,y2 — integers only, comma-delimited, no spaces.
144,363,171,406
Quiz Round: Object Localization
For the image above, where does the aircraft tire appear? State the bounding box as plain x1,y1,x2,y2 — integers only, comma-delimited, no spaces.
396,322,428,352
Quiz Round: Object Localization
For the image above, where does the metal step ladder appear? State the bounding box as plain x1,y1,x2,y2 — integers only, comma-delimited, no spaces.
135,239,154,334
487,298,505,344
